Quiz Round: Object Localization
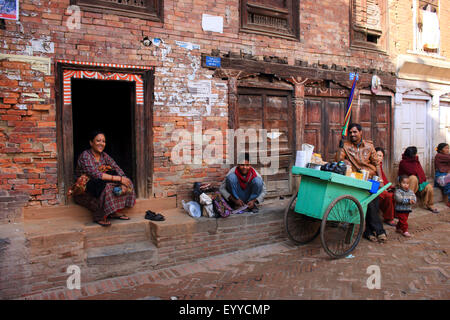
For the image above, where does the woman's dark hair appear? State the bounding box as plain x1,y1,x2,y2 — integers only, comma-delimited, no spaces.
375,147,385,156
88,129,106,142
403,146,417,158
437,143,448,153
348,123,362,132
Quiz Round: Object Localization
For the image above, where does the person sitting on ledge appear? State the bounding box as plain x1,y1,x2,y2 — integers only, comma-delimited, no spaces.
73,130,136,227
398,146,439,213
219,152,266,213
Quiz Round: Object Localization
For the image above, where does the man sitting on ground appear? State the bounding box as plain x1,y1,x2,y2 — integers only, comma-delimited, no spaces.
219,153,266,212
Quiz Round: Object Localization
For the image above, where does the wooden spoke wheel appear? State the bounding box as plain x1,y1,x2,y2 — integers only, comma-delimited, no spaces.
284,194,321,245
320,195,364,259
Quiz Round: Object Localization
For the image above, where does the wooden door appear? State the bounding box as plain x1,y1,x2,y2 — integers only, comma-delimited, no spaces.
395,99,429,175
304,97,347,162
441,102,450,144
360,95,392,174
237,88,294,198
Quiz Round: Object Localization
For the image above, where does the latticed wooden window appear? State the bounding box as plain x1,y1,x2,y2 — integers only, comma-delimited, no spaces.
240,0,300,40
71,0,163,22
353,0,382,37
350,0,387,50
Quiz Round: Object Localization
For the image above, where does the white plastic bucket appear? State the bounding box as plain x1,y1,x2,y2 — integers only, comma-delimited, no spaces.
295,150,307,167
302,143,314,164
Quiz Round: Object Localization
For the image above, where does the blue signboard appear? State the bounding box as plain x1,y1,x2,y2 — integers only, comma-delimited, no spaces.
205,56,221,68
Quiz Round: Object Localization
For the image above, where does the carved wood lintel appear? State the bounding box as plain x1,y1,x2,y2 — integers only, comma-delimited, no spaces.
213,68,260,81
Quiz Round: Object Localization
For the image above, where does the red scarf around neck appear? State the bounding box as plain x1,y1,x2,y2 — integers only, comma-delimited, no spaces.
398,154,427,184
235,167,256,190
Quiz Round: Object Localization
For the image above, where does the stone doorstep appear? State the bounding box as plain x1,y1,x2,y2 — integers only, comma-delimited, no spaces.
149,199,289,241
14,197,289,298
21,195,288,259
432,187,444,203
86,241,158,266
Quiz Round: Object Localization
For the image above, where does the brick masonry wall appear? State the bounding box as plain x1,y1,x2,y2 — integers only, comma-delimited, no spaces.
4,209,285,298
0,0,397,208
0,191,29,299
389,0,450,59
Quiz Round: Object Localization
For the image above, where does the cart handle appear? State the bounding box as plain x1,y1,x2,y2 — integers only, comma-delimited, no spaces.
360,182,392,207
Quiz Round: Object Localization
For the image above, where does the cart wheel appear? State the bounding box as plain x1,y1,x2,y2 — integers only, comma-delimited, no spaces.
284,194,321,245
320,195,364,259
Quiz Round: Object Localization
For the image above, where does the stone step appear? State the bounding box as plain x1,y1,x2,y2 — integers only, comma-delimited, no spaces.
87,240,158,266
433,187,444,204
83,220,151,249
23,197,177,220
85,240,159,282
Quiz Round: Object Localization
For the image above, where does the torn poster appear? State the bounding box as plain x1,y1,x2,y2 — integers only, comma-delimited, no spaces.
0,0,19,20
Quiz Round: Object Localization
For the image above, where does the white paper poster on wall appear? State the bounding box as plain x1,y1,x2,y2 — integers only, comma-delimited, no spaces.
0,0,19,20
202,14,223,33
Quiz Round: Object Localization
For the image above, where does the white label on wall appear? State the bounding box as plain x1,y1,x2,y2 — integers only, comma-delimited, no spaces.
202,14,223,33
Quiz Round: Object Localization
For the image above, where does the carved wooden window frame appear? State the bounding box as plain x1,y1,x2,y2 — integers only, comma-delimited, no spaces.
71,0,164,22
240,0,300,41
350,0,387,52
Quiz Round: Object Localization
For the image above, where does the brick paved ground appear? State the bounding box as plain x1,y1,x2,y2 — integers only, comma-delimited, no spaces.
22,203,449,300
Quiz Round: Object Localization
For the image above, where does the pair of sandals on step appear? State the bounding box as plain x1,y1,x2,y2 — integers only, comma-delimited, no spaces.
96,210,165,227
96,212,130,227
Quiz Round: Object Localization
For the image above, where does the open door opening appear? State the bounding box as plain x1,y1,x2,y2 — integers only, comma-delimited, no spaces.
71,79,136,186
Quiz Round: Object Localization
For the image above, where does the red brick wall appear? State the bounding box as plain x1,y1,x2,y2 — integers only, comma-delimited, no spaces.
0,0,396,207
389,0,450,59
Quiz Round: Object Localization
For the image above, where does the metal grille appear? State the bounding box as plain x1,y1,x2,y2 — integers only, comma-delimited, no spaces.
248,12,289,31
102,0,147,8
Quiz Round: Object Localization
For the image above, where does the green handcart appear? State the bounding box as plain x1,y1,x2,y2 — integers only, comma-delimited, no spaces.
285,166,391,259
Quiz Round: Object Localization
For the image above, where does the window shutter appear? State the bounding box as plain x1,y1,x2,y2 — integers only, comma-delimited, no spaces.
353,0,382,36
240,0,299,40
72,0,163,22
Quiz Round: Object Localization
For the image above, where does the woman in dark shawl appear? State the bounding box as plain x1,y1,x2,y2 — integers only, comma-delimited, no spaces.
398,146,438,213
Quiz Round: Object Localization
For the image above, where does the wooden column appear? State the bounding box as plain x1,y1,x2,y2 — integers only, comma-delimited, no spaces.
286,76,307,151
227,75,240,130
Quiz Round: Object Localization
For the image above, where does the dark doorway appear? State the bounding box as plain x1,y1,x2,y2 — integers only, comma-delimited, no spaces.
71,79,135,184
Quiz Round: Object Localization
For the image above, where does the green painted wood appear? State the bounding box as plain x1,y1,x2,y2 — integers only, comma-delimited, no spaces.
292,166,391,223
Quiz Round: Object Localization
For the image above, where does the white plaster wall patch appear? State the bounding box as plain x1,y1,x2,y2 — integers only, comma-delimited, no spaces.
175,41,200,51
0,53,51,75
186,52,200,81
31,38,54,53
187,80,211,96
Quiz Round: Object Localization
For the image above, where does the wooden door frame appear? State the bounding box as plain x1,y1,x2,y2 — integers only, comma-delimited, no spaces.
55,62,154,204
235,86,295,153
235,86,295,196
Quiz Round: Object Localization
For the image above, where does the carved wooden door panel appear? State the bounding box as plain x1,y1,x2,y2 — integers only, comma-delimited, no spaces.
304,97,347,162
237,88,294,198
360,95,392,174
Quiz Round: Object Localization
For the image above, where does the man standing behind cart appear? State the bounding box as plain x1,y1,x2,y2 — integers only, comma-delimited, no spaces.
336,123,388,243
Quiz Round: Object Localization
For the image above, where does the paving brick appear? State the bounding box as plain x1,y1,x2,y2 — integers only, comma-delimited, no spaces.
42,204,448,300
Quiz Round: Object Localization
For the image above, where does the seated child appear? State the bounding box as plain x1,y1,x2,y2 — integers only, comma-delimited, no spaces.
394,175,417,237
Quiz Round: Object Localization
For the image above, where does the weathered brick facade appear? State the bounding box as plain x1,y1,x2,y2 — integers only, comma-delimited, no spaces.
0,0,400,212
0,0,398,211
2,0,449,300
